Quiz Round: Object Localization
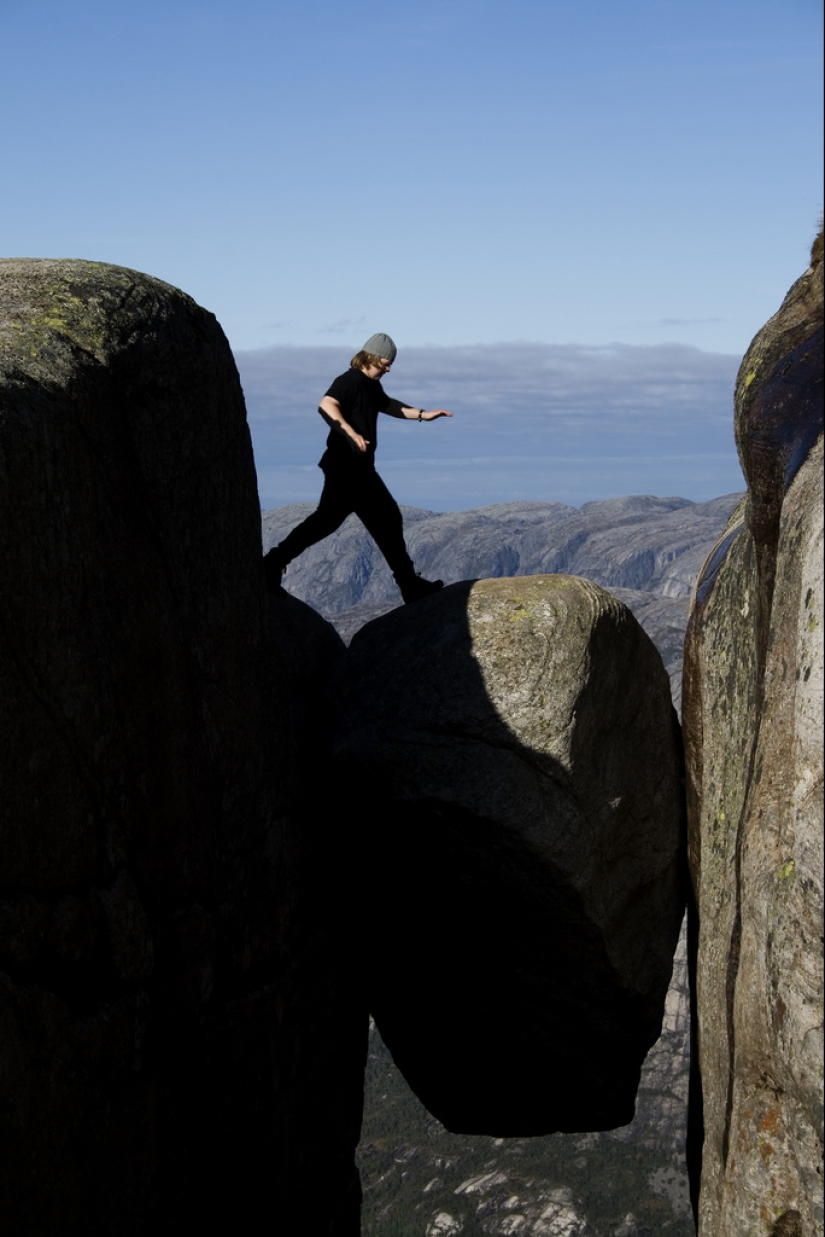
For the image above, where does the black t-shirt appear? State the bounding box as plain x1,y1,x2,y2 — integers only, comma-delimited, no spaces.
320,368,404,464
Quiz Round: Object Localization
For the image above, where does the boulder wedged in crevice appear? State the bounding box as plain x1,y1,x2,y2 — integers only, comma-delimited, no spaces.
683,232,824,1237
331,575,686,1135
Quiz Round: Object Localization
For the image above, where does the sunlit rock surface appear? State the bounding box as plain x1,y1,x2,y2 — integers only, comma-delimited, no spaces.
683,233,824,1237
333,574,685,1136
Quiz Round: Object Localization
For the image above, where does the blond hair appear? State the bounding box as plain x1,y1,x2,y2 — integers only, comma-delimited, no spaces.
350,350,386,371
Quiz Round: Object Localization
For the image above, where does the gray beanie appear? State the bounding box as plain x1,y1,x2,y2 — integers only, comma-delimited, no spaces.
362,332,397,361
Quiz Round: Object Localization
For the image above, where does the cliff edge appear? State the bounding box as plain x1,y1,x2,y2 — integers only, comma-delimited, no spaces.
0,259,362,1234
683,233,824,1237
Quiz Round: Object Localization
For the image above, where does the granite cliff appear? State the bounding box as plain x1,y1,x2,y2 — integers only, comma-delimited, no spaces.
683,232,823,1236
2,258,693,1235
0,260,362,1233
5,247,819,1237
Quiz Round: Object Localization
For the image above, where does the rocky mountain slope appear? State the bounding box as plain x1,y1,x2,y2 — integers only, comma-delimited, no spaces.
358,930,692,1237
263,492,743,711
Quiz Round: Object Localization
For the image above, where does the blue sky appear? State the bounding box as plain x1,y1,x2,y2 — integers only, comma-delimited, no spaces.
2,0,822,509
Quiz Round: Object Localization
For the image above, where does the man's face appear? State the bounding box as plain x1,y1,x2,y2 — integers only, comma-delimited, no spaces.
363,357,392,379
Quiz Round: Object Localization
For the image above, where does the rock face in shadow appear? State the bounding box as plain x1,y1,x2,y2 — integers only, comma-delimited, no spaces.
332,575,686,1136
0,260,362,1234
683,234,824,1237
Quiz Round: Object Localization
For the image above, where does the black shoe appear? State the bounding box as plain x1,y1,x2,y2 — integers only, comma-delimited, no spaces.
263,547,287,591
397,574,444,604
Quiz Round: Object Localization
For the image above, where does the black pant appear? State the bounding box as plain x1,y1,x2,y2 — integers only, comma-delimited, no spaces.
277,458,415,581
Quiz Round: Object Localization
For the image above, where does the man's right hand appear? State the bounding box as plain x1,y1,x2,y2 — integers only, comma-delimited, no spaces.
319,396,369,453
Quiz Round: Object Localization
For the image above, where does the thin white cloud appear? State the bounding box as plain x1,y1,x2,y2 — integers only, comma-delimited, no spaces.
317,316,367,334
658,317,726,326
235,342,744,511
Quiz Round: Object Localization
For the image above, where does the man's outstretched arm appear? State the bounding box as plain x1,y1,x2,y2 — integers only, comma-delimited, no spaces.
386,398,453,422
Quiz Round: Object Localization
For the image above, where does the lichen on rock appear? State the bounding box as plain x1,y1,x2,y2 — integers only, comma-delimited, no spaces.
683,231,824,1237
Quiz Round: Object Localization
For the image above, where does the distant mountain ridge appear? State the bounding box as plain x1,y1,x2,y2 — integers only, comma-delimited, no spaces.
263,493,744,608
262,491,744,709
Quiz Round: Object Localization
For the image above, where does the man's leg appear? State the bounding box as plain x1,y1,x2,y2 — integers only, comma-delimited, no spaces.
264,473,353,587
354,471,443,602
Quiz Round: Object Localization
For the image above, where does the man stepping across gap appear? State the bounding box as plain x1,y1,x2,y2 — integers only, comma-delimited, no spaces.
264,333,453,603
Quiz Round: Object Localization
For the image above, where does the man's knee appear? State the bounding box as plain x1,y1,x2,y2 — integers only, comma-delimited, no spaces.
356,479,402,528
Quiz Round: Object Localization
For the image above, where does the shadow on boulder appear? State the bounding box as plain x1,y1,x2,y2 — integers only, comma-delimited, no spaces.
332,575,686,1136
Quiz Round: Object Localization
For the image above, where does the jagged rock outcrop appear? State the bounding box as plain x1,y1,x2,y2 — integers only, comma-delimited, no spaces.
683,234,824,1236
332,575,686,1136
0,260,362,1234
